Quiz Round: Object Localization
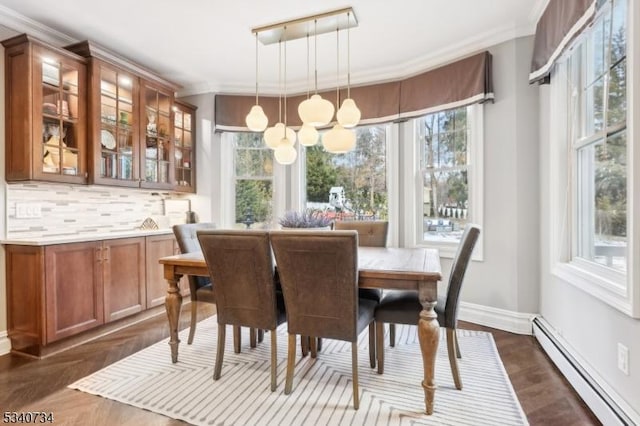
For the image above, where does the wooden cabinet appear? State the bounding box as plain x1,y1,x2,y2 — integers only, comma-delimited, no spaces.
173,100,197,193
2,34,88,184
5,235,161,356
103,237,146,322
66,41,183,191
145,234,176,308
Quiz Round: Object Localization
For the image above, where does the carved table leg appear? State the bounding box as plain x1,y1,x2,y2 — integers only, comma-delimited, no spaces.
166,276,183,363
418,283,439,415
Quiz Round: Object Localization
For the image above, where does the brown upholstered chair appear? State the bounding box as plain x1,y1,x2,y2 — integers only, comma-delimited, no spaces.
173,222,216,344
197,230,286,391
270,230,377,410
374,224,480,390
333,220,388,363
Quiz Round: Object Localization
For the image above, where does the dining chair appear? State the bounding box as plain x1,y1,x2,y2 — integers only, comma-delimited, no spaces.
270,230,377,410
374,224,480,390
172,222,216,345
333,219,388,365
197,230,286,391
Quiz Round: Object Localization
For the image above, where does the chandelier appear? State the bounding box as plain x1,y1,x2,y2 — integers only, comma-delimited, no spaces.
245,7,361,164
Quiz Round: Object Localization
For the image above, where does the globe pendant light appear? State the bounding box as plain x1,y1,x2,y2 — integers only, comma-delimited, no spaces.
245,33,268,131
275,138,297,164
322,123,356,153
264,39,296,151
298,123,319,146
273,25,297,165
298,19,334,127
336,12,361,128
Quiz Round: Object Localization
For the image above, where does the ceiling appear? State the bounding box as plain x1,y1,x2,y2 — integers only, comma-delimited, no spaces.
0,0,545,96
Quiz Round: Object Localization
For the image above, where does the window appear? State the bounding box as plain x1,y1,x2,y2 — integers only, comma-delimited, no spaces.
410,104,483,257
231,132,274,229
304,124,389,221
569,0,627,274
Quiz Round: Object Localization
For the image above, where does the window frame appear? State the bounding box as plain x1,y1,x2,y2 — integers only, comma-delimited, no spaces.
549,0,640,317
402,103,484,260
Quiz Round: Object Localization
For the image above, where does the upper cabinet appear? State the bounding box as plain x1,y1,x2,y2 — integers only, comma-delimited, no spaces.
66,40,182,191
2,35,195,192
173,100,197,193
3,34,88,184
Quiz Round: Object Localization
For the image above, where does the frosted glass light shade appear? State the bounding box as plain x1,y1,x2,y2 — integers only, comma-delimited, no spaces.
322,124,356,154
264,123,296,149
274,139,297,164
298,123,319,146
298,94,335,127
245,105,269,131
336,98,361,128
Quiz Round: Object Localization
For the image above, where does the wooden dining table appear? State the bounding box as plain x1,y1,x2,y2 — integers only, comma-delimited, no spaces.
159,246,442,414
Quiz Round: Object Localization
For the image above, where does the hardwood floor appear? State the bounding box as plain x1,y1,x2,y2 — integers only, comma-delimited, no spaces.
0,304,600,425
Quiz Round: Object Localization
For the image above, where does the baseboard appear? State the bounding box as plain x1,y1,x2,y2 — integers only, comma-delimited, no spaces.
533,317,639,426
458,301,535,335
0,330,11,356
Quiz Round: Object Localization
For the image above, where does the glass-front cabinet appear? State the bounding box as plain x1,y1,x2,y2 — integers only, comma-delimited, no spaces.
94,65,139,186
3,34,87,183
173,101,197,192
141,82,173,189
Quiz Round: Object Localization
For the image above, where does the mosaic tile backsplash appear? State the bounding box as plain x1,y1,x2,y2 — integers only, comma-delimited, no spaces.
6,183,183,240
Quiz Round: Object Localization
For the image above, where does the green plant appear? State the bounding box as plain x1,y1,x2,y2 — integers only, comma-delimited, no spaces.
278,209,333,228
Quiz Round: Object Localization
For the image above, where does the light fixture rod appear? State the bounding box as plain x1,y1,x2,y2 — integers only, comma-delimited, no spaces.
252,7,357,45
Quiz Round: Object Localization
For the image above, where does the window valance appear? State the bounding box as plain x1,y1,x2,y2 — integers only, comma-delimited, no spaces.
529,0,597,83
215,51,493,132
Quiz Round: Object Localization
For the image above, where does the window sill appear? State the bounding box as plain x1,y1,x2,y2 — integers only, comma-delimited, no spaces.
417,238,484,261
552,262,637,318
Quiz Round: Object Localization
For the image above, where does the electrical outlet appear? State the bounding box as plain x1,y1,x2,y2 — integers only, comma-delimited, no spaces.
617,343,629,375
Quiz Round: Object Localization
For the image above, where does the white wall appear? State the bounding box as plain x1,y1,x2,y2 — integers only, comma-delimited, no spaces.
452,36,540,314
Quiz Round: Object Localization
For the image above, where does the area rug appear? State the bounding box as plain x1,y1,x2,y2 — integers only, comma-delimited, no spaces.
69,316,528,425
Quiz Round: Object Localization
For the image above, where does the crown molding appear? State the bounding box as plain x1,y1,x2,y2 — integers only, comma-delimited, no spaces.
0,4,76,46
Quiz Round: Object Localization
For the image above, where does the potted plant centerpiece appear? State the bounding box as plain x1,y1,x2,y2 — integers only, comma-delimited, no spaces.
279,209,333,230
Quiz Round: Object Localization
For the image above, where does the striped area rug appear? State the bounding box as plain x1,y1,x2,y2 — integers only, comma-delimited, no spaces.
69,316,528,425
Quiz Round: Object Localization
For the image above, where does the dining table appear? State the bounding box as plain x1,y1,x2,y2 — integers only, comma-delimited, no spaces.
159,246,442,414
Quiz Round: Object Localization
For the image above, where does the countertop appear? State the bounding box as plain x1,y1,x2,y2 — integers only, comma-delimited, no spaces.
1,228,174,246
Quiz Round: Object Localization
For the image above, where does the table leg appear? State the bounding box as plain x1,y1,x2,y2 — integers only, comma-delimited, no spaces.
418,284,439,415
166,276,183,363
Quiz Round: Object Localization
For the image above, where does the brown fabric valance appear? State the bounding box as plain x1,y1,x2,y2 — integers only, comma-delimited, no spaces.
215,51,493,132
529,0,597,84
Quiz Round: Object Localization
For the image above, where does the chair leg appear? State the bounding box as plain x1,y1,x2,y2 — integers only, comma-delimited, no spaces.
214,324,226,380
285,334,296,395
368,324,376,368
351,341,360,410
446,328,462,390
250,328,257,348
455,331,461,359
270,329,277,391
376,321,384,374
310,336,318,358
300,336,309,357
187,301,198,345
258,329,265,343
317,338,323,352
389,323,396,347
233,326,241,353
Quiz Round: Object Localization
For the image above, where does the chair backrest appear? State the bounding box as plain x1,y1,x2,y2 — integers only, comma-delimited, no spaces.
270,230,359,342
443,224,480,328
197,230,279,329
173,223,216,289
333,220,388,247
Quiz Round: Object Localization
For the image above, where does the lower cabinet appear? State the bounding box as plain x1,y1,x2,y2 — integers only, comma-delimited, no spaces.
5,233,177,357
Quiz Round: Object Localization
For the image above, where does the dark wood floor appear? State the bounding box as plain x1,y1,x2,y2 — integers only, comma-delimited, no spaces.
0,303,600,426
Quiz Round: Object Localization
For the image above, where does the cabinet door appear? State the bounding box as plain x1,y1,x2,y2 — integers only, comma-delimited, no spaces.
145,234,176,308
103,237,146,322
44,241,103,343
173,101,196,192
3,35,87,183
90,61,141,187
140,82,175,190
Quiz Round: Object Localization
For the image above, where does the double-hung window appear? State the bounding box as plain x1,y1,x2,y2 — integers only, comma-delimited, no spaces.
554,0,637,314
